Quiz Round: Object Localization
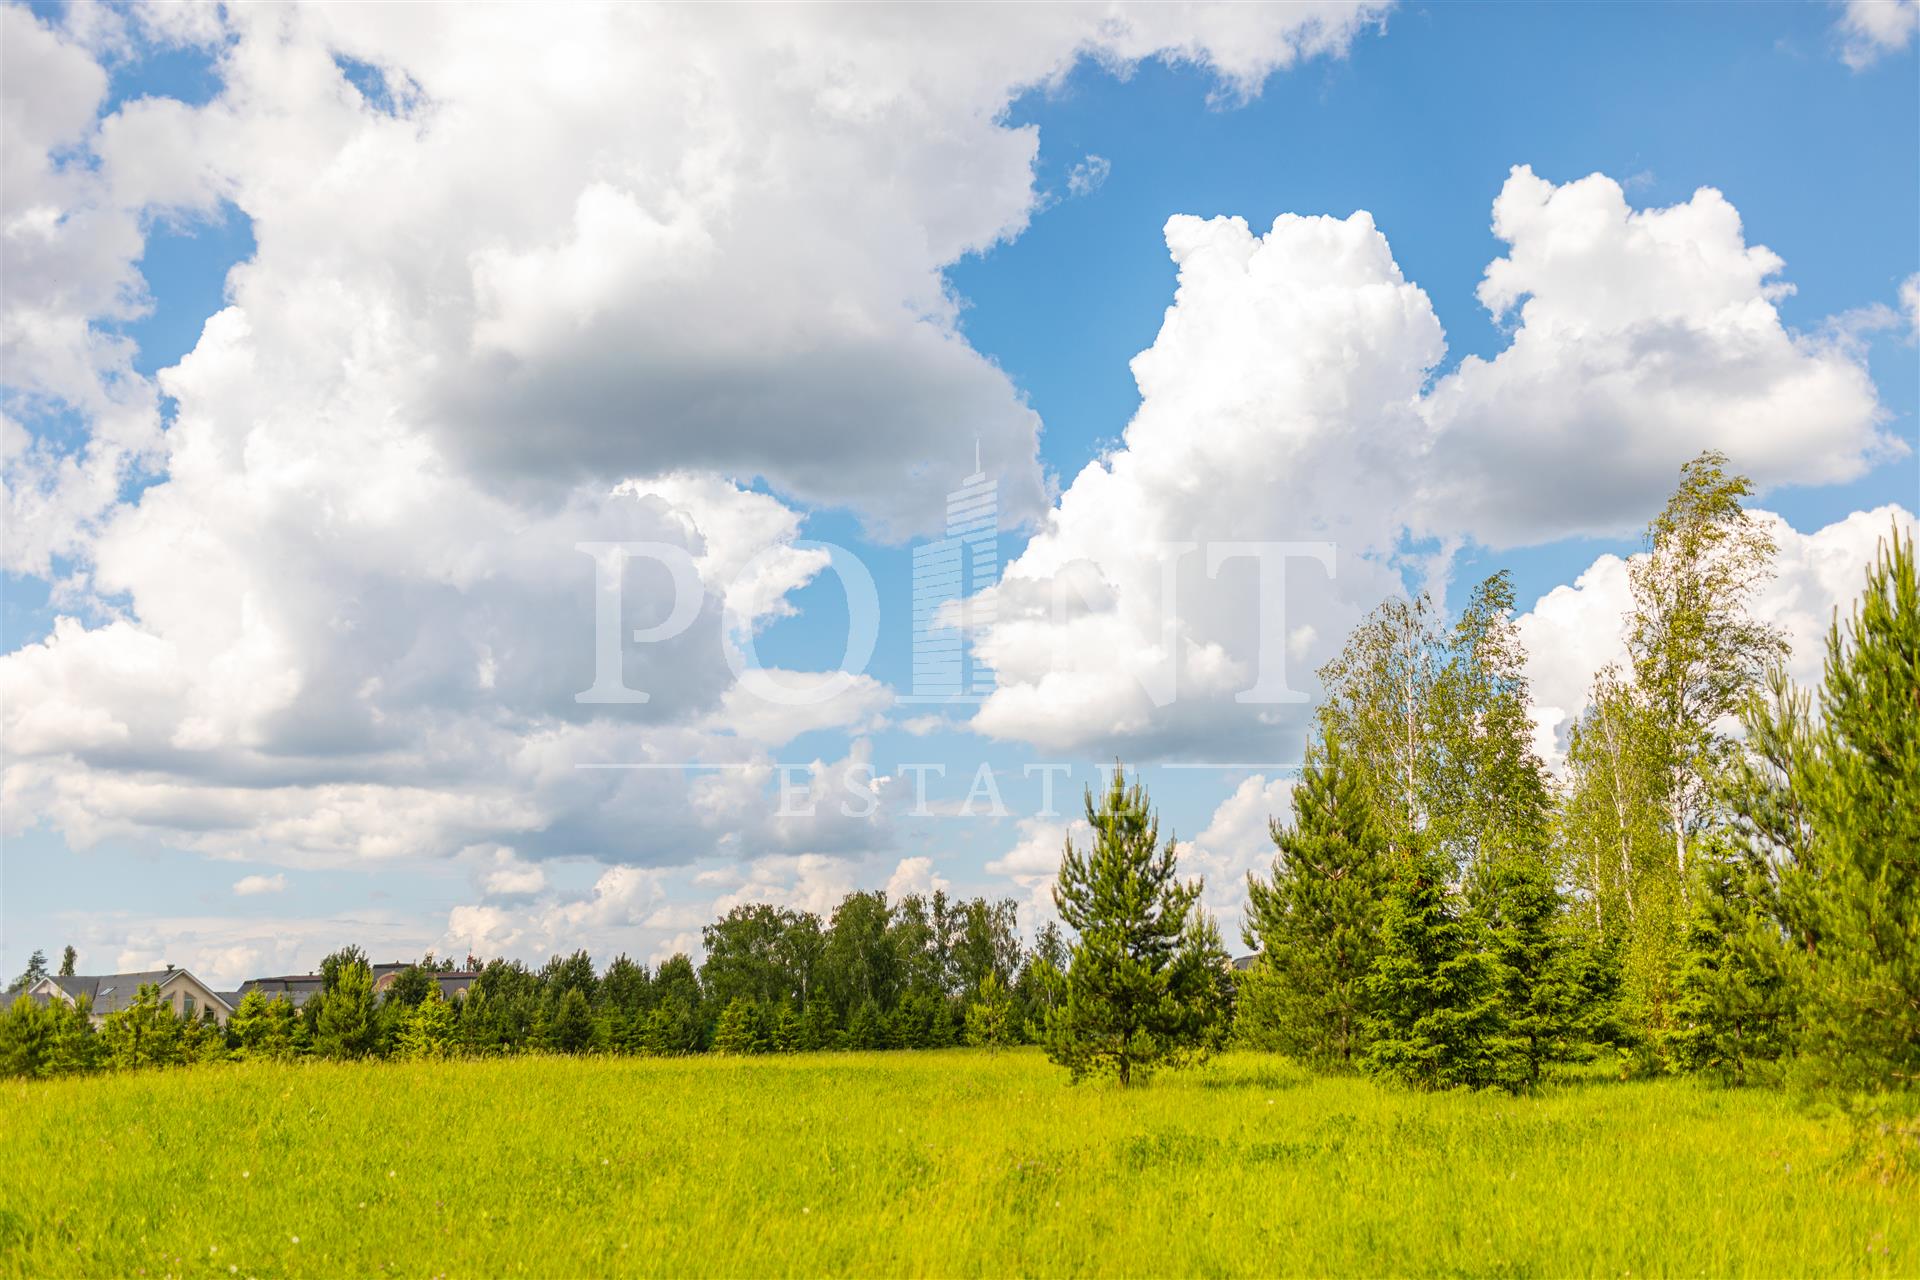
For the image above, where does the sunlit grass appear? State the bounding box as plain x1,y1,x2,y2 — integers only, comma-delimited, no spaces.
1,1050,1912,1277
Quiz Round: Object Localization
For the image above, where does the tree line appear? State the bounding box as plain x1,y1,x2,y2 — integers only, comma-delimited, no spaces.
1234,452,1917,1094
0,892,1071,1074
4,453,1914,1094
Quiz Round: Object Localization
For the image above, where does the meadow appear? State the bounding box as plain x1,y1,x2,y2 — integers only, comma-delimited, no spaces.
1,1050,1914,1278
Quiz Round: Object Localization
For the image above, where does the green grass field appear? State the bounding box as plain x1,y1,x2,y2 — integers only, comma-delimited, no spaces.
2,1050,1913,1277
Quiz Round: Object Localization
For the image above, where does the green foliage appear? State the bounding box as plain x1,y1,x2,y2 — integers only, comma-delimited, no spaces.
710,997,767,1056
1045,767,1222,1085
964,972,1018,1049
1734,524,1920,1093
1363,852,1514,1091
0,992,99,1077
891,990,956,1049
1240,736,1388,1067
1432,571,1553,889
540,950,598,1001
1626,453,1787,902
9,949,50,994
100,985,184,1070
315,961,377,1060
1014,921,1067,1042
1666,839,1792,1085
1482,847,1585,1084
1553,452,1788,1062
58,946,76,977
598,954,654,1018
396,984,459,1060
642,997,702,1056
846,1001,890,1051
544,986,595,1054
228,991,301,1062
319,945,370,993
381,963,436,1010
791,999,836,1051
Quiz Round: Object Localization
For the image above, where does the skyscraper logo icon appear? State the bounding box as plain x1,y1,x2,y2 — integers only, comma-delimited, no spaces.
907,444,997,702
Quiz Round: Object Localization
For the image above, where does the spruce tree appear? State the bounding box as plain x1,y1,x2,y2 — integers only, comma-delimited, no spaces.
1483,847,1580,1085
796,998,840,1051
1363,850,1513,1090
711,997,763,1055
1046,766,1218,1085
1666,837,1792,1084
1240,736,1388,1067
846,1000,888,1050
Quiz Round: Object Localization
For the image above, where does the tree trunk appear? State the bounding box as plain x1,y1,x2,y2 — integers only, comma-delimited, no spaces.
1598,702,1637,924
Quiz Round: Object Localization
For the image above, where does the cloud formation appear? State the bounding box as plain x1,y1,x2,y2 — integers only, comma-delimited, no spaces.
1836,0,1919,67
968,168,1900,758
1,1,1388,891
1518,504,1919,767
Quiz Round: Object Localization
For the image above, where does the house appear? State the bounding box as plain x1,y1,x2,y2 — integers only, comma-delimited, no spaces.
372,965,479,1001
27,968,236,1027
235,971,325,1008
237,963,478,1008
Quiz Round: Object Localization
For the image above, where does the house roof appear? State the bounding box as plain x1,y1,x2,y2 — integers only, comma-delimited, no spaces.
38,969,234,1017
236,974,324,1007
234,965,480,1008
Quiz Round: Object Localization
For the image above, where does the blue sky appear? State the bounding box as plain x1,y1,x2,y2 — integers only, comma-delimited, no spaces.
2,1,1915,985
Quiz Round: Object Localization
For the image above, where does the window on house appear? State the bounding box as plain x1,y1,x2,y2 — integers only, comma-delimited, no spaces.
183,994,197,1019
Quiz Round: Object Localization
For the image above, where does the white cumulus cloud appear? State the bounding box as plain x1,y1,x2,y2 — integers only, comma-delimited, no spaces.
232,873,288,896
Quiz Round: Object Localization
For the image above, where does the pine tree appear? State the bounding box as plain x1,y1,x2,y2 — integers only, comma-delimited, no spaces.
58,946,76,978
397,984,458,1060
0,994,53,1077
314,961,377,1060
1735,523,1920,1092
642,998,700,1056
965,971,1018,1049
101,984,185,1069
9,949,49,993
711,997,764,1055
1240,736,1388,1068
44,994,99,1075
1666,837,1792,1084
1046,766,1219,1085
1363,850,1514,1090
545,987,595,1054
